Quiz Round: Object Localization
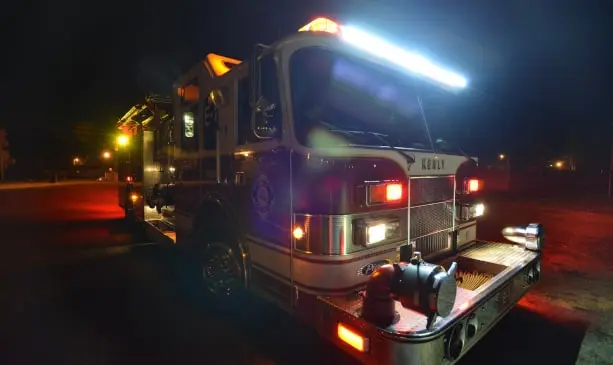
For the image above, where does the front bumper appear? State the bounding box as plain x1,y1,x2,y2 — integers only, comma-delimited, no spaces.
316,241,540,365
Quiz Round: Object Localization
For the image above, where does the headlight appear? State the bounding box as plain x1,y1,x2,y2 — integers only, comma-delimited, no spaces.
367,224,386,244
367,221,401,244
355,219,401,246
459,203,485,220
473,203,485,217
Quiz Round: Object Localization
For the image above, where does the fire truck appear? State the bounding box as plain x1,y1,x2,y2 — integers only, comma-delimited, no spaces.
116,18,543,365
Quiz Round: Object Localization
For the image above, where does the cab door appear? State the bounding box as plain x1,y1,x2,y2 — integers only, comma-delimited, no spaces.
172,75,203,241
230,56,293,307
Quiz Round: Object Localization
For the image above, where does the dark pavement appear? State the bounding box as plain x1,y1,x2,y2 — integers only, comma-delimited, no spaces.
0,182,609,364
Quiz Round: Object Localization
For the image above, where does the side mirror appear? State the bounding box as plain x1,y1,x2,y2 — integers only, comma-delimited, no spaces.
253,96,278,138
249,45,278,139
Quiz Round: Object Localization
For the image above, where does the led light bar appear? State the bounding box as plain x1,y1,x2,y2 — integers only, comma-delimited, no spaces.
340,26,468,88
298,18,468,89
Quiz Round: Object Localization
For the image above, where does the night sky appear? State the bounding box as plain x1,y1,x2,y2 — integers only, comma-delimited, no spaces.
1,0,612,175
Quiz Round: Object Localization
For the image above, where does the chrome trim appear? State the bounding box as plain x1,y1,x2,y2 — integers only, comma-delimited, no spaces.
290,149,296,307
411,228,453,241
247,235,404,293
293,209,408,255
381,247,539,342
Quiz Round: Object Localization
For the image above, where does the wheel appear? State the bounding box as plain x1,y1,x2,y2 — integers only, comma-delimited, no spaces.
189,206,247,310
201,242,245,299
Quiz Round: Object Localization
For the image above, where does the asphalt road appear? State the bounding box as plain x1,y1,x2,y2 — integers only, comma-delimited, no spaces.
0,182,609,365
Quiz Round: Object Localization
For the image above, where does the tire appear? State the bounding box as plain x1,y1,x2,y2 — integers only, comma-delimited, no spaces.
201,243,244,295
192,228,247,311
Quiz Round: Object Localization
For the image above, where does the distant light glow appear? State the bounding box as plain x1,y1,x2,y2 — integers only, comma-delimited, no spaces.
340,26,468,89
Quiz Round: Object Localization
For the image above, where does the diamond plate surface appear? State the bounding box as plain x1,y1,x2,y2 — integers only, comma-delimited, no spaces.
461,242,537,266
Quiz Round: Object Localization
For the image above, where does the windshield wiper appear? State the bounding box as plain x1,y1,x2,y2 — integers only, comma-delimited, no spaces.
328,128,415,164
436,138,473,159
329,129,389,144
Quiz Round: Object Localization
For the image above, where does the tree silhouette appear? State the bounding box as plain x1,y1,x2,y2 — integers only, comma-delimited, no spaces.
0,129,14,182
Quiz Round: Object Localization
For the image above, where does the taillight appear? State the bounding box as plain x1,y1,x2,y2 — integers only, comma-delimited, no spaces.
464,178,482,194
368,182,403,204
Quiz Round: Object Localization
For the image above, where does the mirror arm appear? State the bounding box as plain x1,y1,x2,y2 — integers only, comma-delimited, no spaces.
249,46,277,140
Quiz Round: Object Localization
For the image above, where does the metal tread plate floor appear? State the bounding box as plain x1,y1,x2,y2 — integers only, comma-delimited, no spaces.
461,241,537,267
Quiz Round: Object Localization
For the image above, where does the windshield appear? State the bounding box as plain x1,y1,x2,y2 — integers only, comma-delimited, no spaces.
290,47,432,149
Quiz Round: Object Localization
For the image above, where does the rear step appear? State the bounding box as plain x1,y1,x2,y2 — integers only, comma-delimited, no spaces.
146,219,176,245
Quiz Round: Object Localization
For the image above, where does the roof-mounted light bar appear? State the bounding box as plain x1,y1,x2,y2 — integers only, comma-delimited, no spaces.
297,17,468,89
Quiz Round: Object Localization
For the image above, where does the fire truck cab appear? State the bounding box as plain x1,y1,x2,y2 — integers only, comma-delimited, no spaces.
117,18,543,365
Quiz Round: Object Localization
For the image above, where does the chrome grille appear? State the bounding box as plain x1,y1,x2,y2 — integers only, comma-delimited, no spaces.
410,201,454,238
409,176,455,257
409,176,454,206
413,231,451,257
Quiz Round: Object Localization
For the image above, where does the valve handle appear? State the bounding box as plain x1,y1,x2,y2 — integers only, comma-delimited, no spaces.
447,262,458,277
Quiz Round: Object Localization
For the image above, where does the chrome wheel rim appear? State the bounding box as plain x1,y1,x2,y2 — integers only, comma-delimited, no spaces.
202,245,241,297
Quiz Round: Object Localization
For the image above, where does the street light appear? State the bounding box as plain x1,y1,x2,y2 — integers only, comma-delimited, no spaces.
555,161,563,169
102,151,111,159
499,154,505,160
